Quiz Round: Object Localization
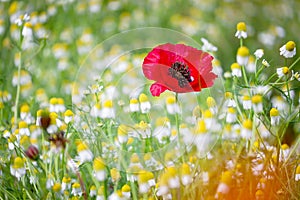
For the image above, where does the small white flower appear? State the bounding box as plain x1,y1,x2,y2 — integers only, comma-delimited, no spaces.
254,49,264,59
231,63,242,77
235,22,247,39
262,59,270,67
280,41,296,58
291,70,300,81
276,66,289,78
201,38,218,52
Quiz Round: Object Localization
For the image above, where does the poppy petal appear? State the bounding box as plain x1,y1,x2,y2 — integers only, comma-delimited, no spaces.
142,43,217,96
150,82,168,97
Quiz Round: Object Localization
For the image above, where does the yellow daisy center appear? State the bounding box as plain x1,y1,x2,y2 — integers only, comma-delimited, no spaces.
231,63,241,70
236,22,246,31
285,41,295,51
237,46,250,56
270,108,279,117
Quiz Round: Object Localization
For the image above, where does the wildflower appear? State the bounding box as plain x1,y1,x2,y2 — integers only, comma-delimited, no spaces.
61,176,71,191
252,94,263,113
207,96,218,114
0,19,5,35
89,185,97,197
242,95,251,110
139,93,151,113
215,171,232,198
279,41,296,58
241,119,252,140
52,43,69,59
226,107,236,123
20,104,34,124
47,112,58,134
3,130,11,138
76,141,93,163
224,92,236,107
256,189,264,200
276,66,290,78
254,49,264,59
129,98,139,112
117,124,129,144
257,177,266,190
19,121,30,136
231,63,242,77
56,98,66,113
236,46,250,66
142,43,217,96
52,182,62,194
138,171,152,194
129,153,143,170
153,117,171,143
101,100,115,119
271,96,287,111
91,103,101,117
295,165,300,181
235,22,247,39
108,190,124,200
22,22,33,37
156,176,171,198
193,120,212,155
110,168,121,183
96,186,105,200
257,123,271,139
49,131,68,151
134,121,151,139
0,90,12,102
12,70,31,87
166,95,180,114
25,145,39,160
203,109,219,131
170,129,177,141
36,88,48,106
10,157,26,180
8,134,18,150
165,166,180,189
181,163,193,185
291,70,300,81
212,59,223,76
93,157,106,181
262,59,270,67
270,108,280,126
122,184,131,198
246,55,256,73
201,37,218,52
64,109,74,123
280,144,290,161
49,97,58,112
71,182,82,196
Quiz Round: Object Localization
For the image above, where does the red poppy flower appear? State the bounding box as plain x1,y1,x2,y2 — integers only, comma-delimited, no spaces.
142,43,217,96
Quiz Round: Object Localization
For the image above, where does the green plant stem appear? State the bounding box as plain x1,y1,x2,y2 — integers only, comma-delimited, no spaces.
241,65,249,87
14,51,22,126
130,181,138,200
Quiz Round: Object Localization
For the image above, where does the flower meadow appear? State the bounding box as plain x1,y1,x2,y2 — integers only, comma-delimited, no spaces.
1,1,300,200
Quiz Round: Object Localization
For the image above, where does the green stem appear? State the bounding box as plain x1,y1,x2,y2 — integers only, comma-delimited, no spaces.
241,65,249,87
130,181,138,200
14,51,22,126
285,80,292,113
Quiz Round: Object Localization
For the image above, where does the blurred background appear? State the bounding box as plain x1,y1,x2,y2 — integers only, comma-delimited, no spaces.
1,0,299,97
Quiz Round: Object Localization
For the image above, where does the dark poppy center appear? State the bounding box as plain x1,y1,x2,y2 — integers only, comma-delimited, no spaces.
168,61,193,88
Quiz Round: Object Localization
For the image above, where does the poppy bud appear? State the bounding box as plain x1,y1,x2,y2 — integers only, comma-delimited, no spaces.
25,145,39,160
